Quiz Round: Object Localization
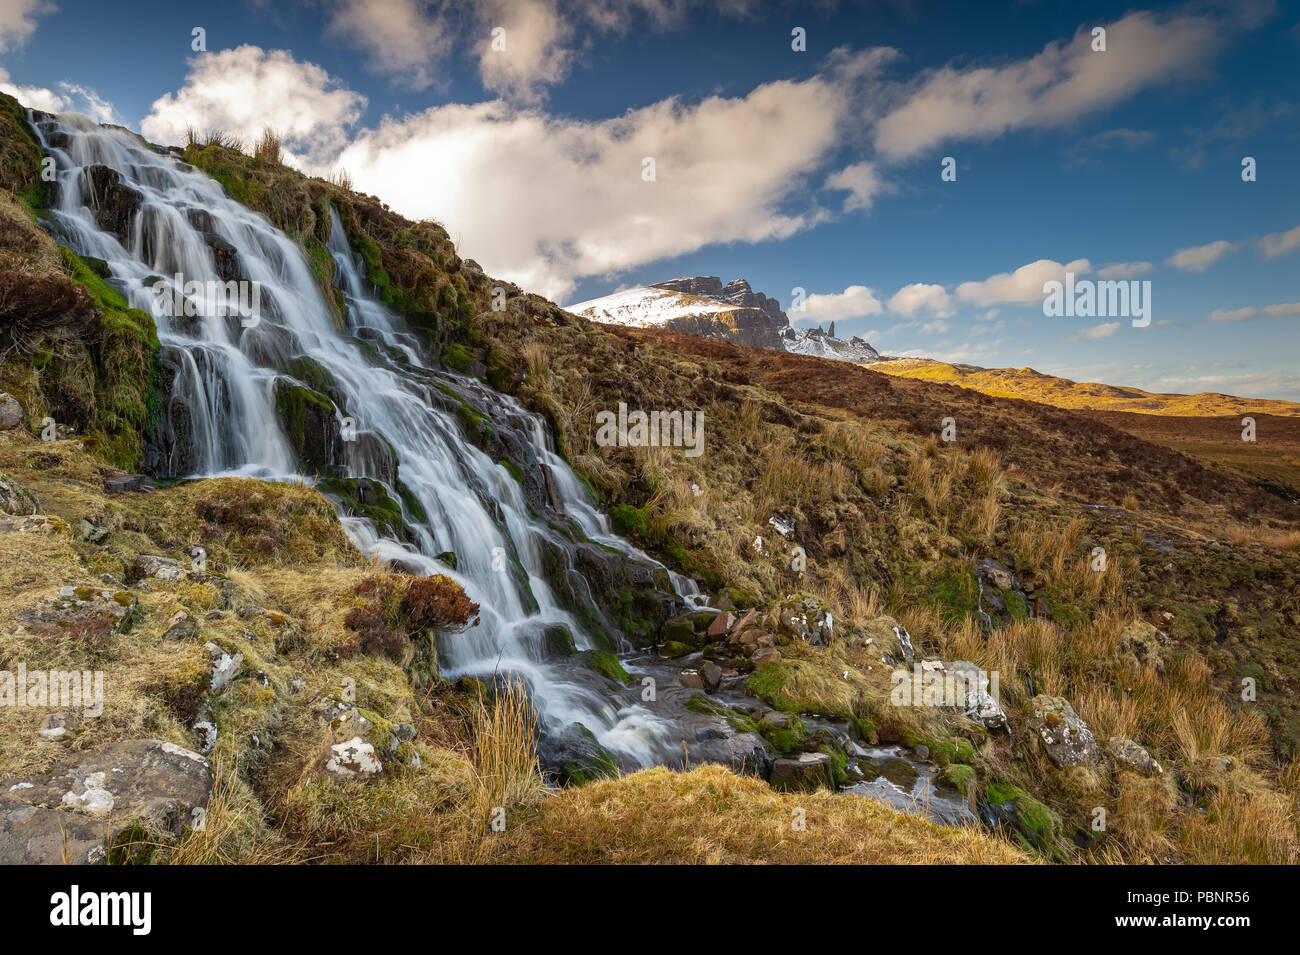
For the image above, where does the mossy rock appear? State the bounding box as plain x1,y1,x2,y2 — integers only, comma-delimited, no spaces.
578,649,631,684
657,640,694,659
542,624,576,658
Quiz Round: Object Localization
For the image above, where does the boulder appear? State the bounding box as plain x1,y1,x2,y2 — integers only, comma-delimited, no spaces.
0,393,25,430
700,662,723,691
707,611,735,638
0,739,211,864
770,752,835,792
752,647,782,665
1106,736,1163,776
324,737,383,778
1027,695,1100,767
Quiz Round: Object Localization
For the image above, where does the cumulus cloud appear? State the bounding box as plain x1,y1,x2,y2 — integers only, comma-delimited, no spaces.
141,46,366,165
1257,222,1300,259
477,0,572,104
322,0,759,102
1095,260,1154,279
797,285,884,323
1262,302,1300,317
824,162,886,212
325,0,449,92
0,0,51,51
336,53,888,298
955,258,1091,307
1166,239,1237,272
872,8,1227,161
887,282,953,317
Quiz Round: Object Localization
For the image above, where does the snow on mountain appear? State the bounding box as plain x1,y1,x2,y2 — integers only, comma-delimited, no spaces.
781,327,881,363
565,285,734,328
566,276,883,364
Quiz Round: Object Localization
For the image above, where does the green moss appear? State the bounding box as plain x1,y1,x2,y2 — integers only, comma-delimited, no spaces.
941,763,976,791
580,649,631,684
657,640,694,659
759,714,807,754
442,343,471,373
498,458,524,483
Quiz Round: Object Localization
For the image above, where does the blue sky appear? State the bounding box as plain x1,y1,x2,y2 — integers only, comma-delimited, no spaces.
2,0,1298,399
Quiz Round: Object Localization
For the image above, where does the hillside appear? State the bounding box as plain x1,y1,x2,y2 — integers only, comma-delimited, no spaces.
873,358,1300,417
1,94,1298,867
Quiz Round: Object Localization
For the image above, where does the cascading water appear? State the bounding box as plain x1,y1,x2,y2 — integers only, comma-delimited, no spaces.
29,110,720,771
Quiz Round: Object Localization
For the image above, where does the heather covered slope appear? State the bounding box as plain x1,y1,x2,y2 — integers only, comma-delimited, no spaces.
2,98,1299,864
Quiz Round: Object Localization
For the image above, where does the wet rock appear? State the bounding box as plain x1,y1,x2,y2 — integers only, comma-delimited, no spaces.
752,647,782,665
1106,736,1163,776
700,662,723,691
0,473,37,515
1027,695,1099,767
542,722,618,786
0,393,25,430
679,670,704,690
541,624,576,657
0,739,212,864
82,165,143,243
770,752,834,792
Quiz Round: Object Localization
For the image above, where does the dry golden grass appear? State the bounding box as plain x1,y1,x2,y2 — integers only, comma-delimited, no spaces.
489,764,1032,864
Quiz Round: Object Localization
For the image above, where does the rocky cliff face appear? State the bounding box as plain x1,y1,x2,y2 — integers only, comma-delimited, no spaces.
568,276,882,362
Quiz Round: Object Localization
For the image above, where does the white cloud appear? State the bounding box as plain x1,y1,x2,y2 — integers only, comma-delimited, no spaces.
798,285,884,322
1066,322,1122,342
887,282,953,317
1207,306,1258,323
0,0,51,51
824,162,885,212
0,67,115,121
325,0,449,92
336,56,886,299
872,8,1226,161
1257,222,1300,259
0,64,64,112
1206,302,1300,322
141,46,366,165
1166,239,1236,272
477,0,571,104
1095,260,1153,279
955,257,1090,307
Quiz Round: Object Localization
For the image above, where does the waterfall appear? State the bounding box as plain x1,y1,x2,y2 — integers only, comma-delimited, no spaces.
29,111,706,770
